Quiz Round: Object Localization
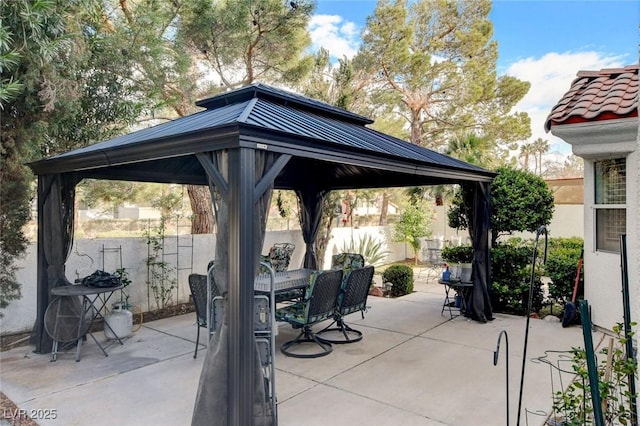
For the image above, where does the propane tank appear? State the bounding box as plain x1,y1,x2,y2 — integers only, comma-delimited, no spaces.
105,302,133,340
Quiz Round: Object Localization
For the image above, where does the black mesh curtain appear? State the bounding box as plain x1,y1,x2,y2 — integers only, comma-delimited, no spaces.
295,188,328,270
192,149,279,426
465,181,493,323
32,173,79,353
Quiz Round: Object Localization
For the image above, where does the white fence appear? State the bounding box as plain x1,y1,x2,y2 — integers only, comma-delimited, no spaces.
1,204,583,335
2,227,406,335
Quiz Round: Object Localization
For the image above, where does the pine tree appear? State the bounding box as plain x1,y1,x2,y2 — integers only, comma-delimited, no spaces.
354,0,531,150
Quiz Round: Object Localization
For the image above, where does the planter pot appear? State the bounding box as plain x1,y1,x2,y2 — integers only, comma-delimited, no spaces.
449,263,462,280
454,294,462,308
460,263,472,282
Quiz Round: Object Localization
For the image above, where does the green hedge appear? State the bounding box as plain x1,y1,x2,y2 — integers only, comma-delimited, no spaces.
441,244,474,263
490,239,544,315
543,237,584,301
382,264,414,297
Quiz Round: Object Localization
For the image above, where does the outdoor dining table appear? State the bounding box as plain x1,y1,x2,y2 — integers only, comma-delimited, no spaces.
48,283,124,362
253,268,314,297
207,268,315,337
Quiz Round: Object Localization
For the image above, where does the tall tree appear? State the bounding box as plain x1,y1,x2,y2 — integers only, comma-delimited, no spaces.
297,48,378,264
532,137,550,175
297,47,374,114
518,141,536,171
1,0,141,314
354,0,531,150
180,0,315,88
108,0,317,234
106,0,212,233
444,132,505,170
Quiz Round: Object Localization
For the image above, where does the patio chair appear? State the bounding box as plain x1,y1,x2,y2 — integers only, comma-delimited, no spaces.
260,243,295,274
317,265,375,344
275,269,343,358
330,252,365,270
417,239,443,281
330,252,366,290
269,242,295,272
261,243,303,303
188,269,220,359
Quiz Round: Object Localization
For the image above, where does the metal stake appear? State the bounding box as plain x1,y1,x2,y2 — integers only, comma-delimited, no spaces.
516,225,547,426
494,330,510,426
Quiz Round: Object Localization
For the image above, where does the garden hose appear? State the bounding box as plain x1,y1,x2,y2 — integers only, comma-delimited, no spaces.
124,304,144,332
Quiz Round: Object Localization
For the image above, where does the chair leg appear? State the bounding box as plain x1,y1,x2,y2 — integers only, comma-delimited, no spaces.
280,326,333,358
194,325,200,359
316,317,363,344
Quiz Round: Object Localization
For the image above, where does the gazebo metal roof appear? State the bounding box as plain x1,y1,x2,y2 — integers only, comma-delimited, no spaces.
30,83,494,187
29,82,495,426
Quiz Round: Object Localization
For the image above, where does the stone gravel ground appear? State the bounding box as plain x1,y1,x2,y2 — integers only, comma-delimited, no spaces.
1,393,38,426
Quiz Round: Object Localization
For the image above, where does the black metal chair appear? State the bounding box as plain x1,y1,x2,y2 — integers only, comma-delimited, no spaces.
317,265,375,344
188,269,220,359
269,243,295,272
330,252,365,270
260,242,295,274
275,269,343,358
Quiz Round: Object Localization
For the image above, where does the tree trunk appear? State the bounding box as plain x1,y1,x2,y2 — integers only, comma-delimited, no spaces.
187,185,215,234
316,192,341,267
378,191,389,225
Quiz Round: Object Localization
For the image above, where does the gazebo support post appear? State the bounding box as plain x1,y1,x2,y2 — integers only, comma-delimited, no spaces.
227,147,257,425
31,173,79,354
33,175,51,353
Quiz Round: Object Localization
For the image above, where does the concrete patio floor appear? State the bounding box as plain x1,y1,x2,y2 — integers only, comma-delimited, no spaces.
0,270,600,425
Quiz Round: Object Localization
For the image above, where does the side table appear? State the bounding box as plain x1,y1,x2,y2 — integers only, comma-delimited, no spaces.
438,279,473,320
47,284,124,362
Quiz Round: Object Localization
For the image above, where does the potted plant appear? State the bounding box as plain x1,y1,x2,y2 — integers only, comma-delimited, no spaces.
441,244,474,282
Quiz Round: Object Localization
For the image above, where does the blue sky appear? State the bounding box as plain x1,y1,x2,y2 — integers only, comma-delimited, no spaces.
309,0,639,156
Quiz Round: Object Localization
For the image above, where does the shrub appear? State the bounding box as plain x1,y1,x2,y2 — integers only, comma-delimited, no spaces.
382,264,414,297
490,239,544,315
544,237,584,301
448,167,554,247
441,244,474,264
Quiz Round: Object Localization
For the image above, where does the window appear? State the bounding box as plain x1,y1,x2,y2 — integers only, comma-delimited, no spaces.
594,158,626,252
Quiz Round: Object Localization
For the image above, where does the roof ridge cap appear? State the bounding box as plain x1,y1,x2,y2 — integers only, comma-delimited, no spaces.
237,98,258,123
577,64,640,78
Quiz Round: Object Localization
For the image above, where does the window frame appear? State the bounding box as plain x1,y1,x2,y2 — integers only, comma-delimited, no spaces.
593,157,626,253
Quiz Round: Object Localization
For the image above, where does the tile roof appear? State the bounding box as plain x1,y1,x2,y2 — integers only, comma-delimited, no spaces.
544,64,638,132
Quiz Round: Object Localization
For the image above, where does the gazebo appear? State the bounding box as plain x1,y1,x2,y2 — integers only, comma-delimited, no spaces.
28,83,495,425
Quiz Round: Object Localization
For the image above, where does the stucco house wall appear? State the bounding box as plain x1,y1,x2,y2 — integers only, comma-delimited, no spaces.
546,65,639,332
553,119,639,331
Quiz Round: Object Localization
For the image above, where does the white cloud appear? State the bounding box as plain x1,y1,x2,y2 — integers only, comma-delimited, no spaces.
308,14,360,60
306,16,630,160
504,51,628,154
